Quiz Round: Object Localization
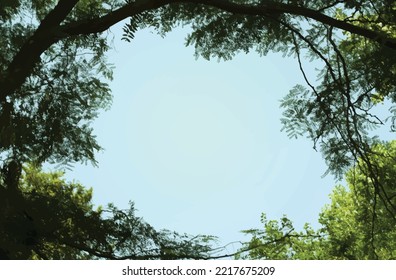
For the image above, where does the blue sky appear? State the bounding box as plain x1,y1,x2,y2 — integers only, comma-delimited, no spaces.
62,22,338,251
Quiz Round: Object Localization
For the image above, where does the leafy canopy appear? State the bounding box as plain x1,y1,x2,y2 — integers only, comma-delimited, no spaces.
1,0,396,259
0,0,119,167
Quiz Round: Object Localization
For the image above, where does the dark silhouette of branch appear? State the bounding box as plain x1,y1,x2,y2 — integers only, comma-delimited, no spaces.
1,0,395,100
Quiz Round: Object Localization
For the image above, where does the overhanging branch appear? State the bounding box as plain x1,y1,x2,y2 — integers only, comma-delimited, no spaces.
1,0,395,110
60,0,396,50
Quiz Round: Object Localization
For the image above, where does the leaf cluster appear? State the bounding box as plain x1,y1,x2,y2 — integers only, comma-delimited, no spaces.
238,141,396,259
0,1,117,167
0,164,215,259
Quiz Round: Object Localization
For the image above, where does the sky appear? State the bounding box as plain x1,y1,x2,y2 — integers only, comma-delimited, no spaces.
60,21,339,253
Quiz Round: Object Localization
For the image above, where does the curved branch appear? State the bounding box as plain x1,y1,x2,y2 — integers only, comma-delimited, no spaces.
61,0,396,50
0,0,80,100
2,0,395,100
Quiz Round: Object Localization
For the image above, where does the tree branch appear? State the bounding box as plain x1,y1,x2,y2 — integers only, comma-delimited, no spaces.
2,0,395,107
0,0,80,100
60,0,396,50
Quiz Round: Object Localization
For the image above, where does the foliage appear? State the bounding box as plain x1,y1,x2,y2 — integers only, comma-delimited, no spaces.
0,164,215,259
1,0,396,259
237,141,396,260
0,0,117,167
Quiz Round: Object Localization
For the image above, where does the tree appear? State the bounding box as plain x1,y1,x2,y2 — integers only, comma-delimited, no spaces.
236,141,396,259
0,164,215,259
1,0,395,258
